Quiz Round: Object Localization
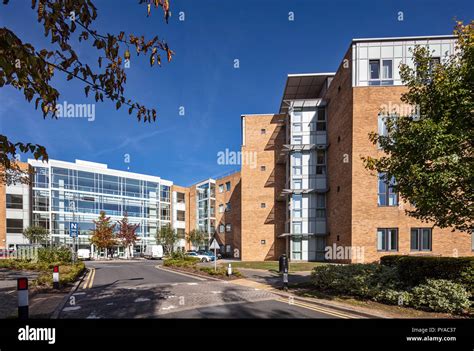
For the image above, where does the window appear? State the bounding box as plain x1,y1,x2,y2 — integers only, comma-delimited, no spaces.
292,135,302,145
219,204,224,213
292,222,302,234
226,224,232,232
411,228,432,251
177,228,185,239
377,228,398,251
316,150,326,175
260,129,266,134
377,173,398,206
369,59,393,85
160,185,170,202
316,108,326,131
293,179,302,190
225,182,231,191
292,237,302,260
293,153,302,176
160,203,170,221
382,60,393,80
176,192,185,204
6,194,23,209
316,194,326,218
6,219,23,233
260,203,266,209
428,57,441,75
292,195,302,218
218,184,224,193
293,123,302,133
369,60,380,80
260,166,266,171
225,202,231,212
219,224,225,233
226,245,231,253
176,210,185,222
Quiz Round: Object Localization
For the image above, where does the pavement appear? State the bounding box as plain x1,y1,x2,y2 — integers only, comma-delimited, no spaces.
0,268,66,319
55,260,369,319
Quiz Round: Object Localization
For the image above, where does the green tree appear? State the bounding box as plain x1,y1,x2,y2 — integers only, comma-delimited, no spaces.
156,224,178,255
116,213,139,259
0,0,174,183
186,229,207,249
90,211,116,258
364,21,473,232
22,225,49,245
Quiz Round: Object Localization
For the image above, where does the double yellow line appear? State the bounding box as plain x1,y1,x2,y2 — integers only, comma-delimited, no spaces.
275,298,358,319
82,268,96,289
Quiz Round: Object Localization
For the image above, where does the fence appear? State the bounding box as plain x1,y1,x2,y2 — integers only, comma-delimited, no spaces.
0,246,39,261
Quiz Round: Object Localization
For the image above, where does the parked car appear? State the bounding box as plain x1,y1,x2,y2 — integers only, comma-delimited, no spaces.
77,249,91,260
198,250,220,260
186,251,215,262
143,245,164,260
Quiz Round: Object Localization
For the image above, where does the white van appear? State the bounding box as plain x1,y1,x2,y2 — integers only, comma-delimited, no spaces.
143,245,163,259
77,249,91,260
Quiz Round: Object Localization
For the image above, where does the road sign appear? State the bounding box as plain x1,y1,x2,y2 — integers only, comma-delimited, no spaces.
69,222,78,237
209,239,219,250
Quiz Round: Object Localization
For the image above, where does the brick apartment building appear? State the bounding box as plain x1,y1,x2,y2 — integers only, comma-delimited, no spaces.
1,34,472,263
240,34,473,262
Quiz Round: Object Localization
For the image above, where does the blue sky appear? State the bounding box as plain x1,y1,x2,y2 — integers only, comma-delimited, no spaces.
1,0,473,186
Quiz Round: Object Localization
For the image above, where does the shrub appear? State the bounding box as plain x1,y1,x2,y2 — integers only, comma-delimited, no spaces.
380,255,474,289
311,264,400,298
374,289,413,306
163,257,199,268
37,247,72,264
199,266,242,278
35,262,85,287
411,279,471,314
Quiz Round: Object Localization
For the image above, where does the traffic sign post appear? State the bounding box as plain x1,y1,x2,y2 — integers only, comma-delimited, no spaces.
69,222,78,263
209,239,220,271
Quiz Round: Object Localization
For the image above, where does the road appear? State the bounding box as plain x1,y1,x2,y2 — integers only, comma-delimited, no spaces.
58,260,357,319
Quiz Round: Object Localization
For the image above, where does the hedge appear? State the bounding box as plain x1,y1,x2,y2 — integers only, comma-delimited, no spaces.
380,255,474,290
311,263,472,314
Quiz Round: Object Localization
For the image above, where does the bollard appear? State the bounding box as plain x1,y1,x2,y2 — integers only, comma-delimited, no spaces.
17,277,29,319
227,263,232,276
283,268,289,291
53,266,59,289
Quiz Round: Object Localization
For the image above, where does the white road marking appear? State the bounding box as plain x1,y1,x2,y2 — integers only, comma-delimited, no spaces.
134,297,151,302
187,283,198,286
211,291,223,294
86,313,100,319
161,305,177,311
62,306,81,311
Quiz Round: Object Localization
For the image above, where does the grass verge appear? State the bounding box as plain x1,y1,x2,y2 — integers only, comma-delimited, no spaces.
164,258,242,279
229,261,327,273
0,259,85,290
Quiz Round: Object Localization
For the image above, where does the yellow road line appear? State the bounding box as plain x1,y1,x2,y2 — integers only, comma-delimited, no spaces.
86,268,96,289
275,298,356,319
82,269,92,289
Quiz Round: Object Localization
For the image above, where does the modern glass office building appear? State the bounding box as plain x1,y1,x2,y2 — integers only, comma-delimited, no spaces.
28,159,173,256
